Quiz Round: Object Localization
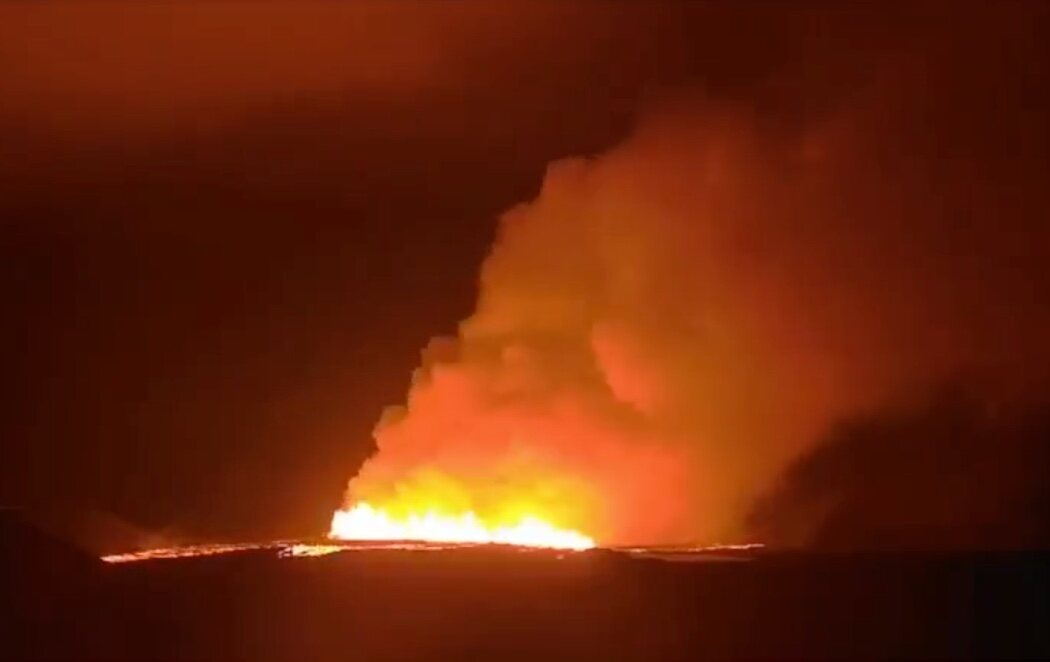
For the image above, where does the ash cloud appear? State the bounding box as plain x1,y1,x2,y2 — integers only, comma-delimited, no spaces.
345,7,1050,545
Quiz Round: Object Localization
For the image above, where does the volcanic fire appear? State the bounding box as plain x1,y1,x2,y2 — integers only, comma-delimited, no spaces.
329,502,595,551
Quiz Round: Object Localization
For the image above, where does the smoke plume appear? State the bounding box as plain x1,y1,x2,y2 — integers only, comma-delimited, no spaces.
343,17,1050,545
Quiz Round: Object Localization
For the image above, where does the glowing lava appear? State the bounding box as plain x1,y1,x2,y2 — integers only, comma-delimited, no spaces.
328,502,595,550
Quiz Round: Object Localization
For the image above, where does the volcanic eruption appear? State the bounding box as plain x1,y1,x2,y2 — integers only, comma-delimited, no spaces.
331,18,1050,549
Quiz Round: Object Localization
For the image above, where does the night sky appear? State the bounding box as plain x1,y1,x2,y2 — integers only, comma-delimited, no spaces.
3,2,1048,549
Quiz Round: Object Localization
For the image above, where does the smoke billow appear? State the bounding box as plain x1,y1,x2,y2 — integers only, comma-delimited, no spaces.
343,18,1050,545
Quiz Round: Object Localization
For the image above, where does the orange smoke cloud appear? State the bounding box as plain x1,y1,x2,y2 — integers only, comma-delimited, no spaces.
341,50,1050,545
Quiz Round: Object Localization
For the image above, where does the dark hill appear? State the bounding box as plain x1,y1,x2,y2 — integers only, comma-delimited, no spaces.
2,539,1048,660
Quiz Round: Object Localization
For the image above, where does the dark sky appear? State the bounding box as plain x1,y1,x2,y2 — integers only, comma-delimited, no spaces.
2,2,1047,547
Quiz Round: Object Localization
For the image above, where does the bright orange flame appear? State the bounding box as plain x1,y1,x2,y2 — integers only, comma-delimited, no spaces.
328,502,595,551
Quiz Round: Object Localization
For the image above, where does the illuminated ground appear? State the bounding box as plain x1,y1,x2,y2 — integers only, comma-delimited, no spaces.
100,539,764,563
6,526,1048,660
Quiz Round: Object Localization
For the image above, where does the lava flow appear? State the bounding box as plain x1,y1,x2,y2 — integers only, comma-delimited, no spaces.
328,502,595,551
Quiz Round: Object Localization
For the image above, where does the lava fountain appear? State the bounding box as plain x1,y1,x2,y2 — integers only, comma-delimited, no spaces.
329,502,595,551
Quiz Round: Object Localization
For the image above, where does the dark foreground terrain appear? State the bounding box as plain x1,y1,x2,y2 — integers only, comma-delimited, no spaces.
3,525,1049,660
